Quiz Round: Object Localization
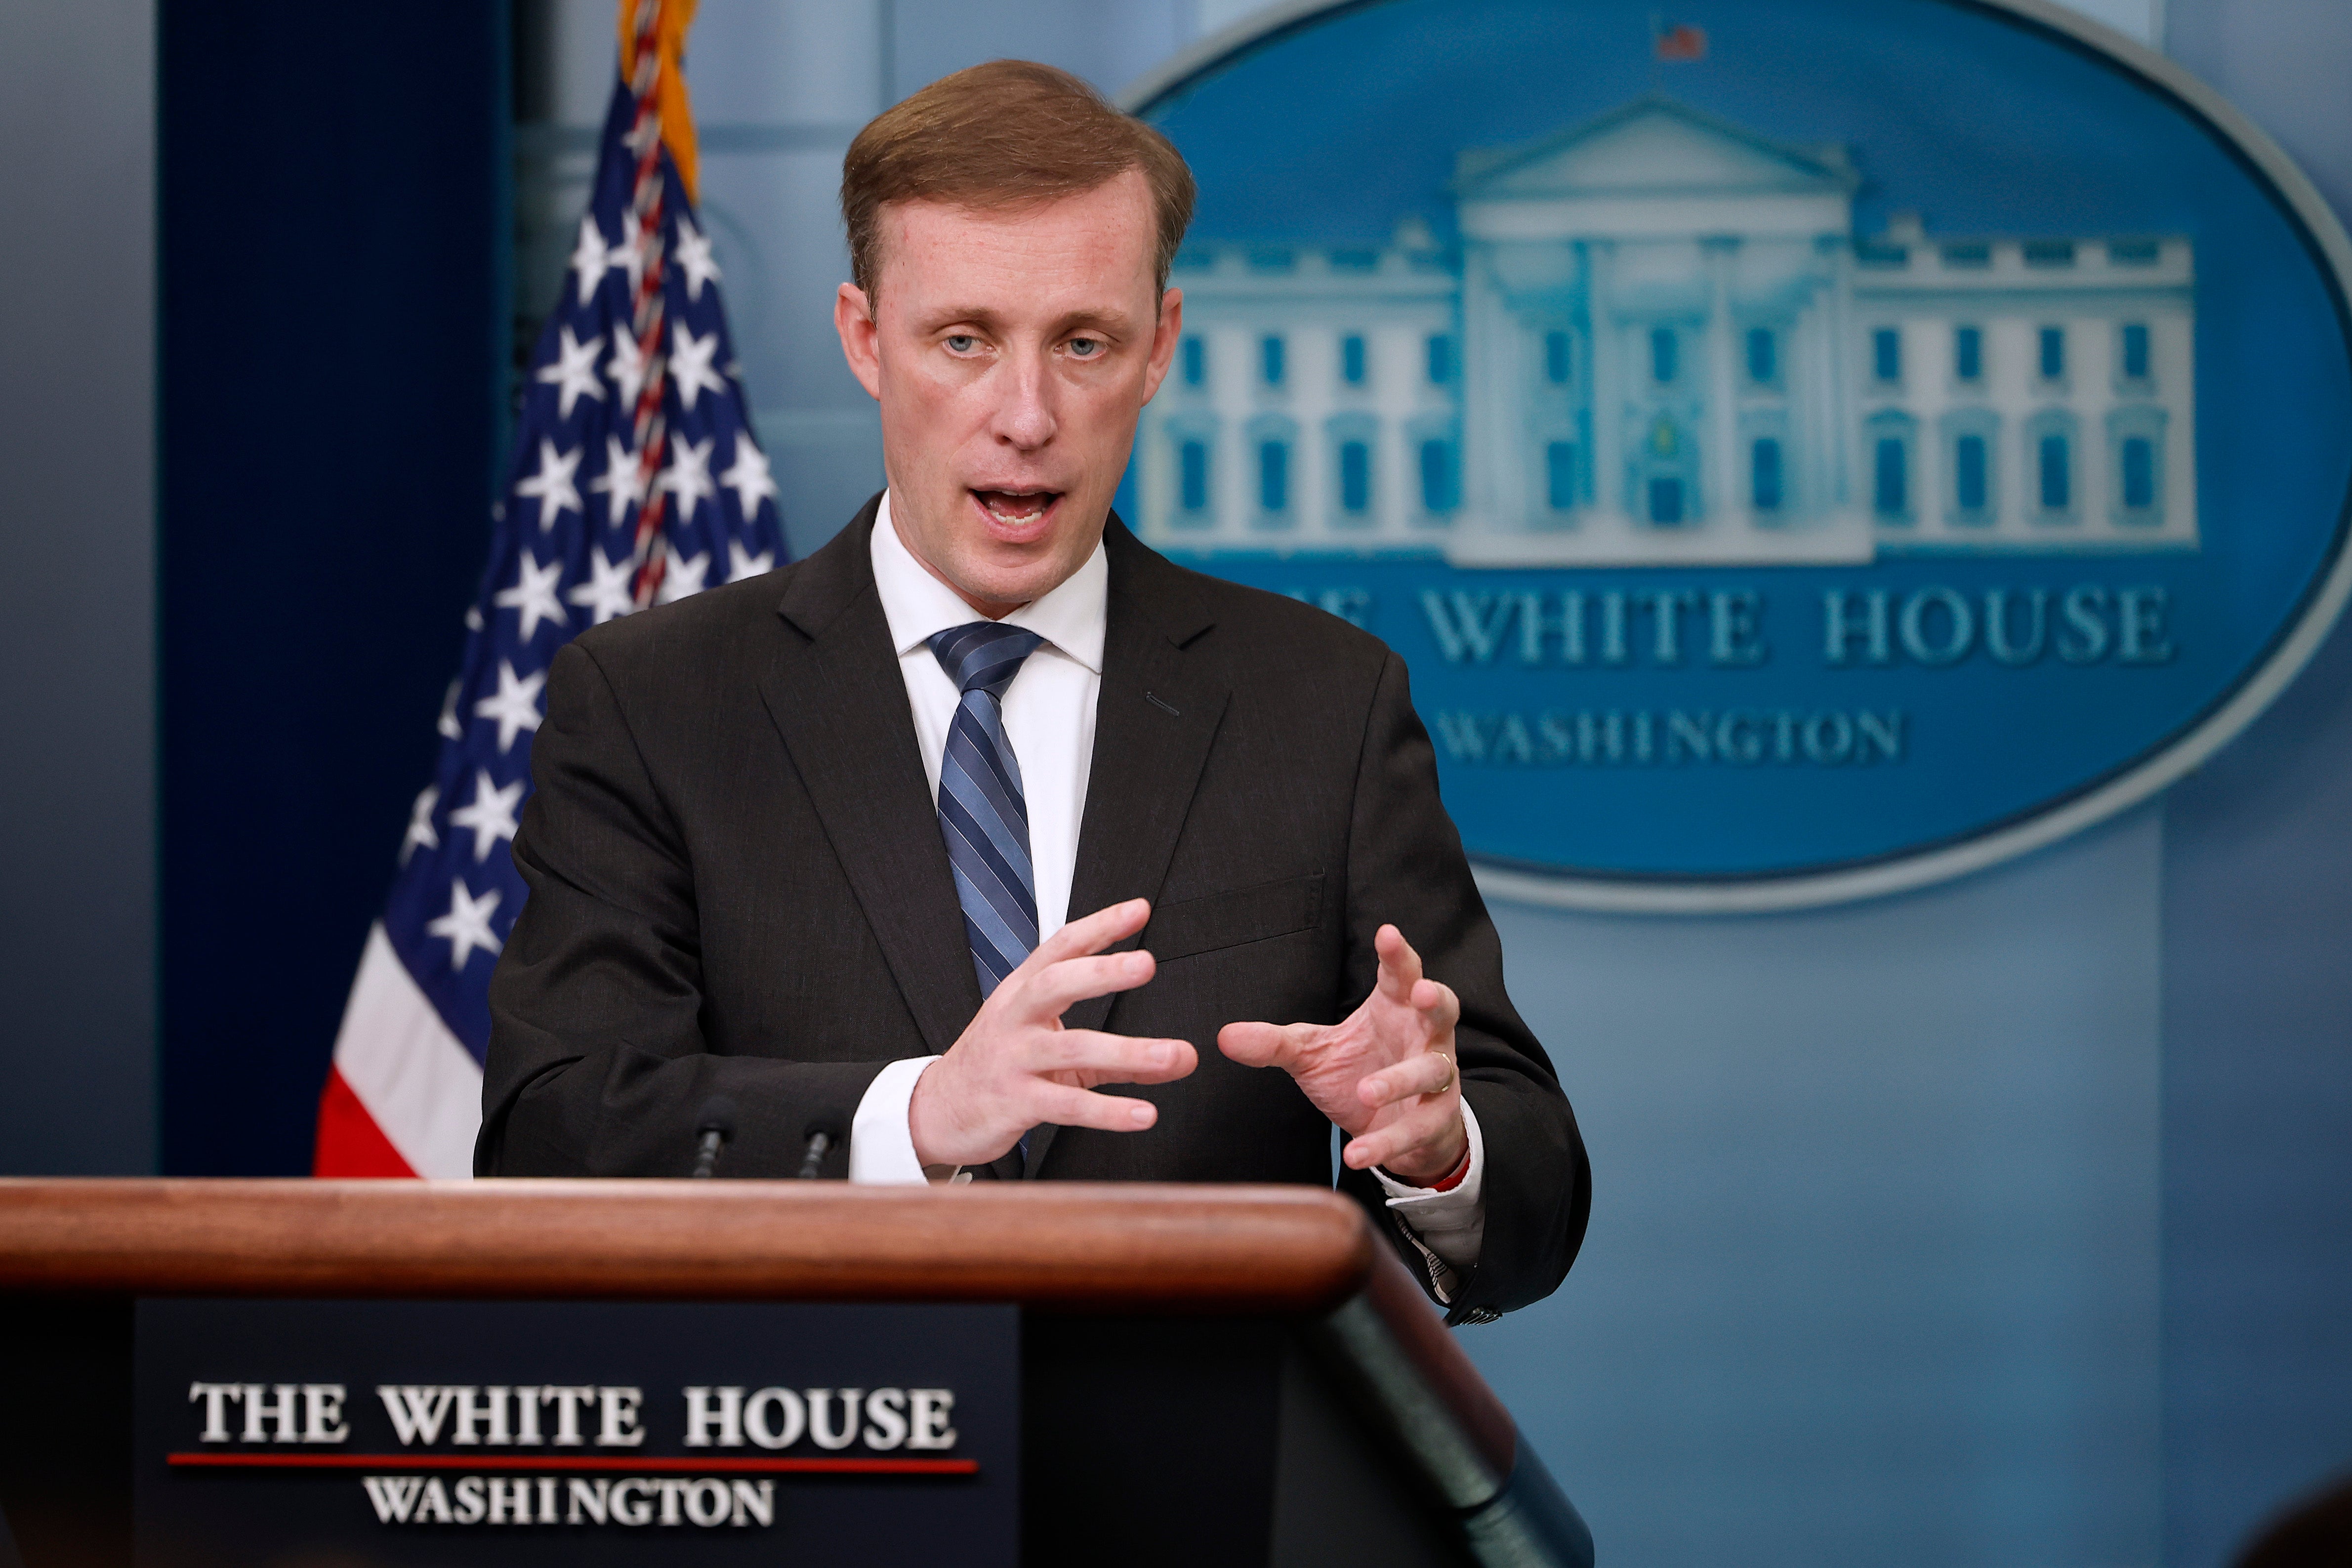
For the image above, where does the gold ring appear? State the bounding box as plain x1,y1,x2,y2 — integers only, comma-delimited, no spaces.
1435,1057,1455,1093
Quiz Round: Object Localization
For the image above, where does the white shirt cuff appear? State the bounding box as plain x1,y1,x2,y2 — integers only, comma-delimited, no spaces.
849,1056,941,1185
1369,1098,1487,1298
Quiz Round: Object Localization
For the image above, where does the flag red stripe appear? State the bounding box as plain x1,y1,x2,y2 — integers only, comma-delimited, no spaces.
166,1451,977,1474
311,1065,419,1179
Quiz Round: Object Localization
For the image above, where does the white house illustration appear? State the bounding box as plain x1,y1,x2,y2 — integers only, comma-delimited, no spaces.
1138,97,2197,565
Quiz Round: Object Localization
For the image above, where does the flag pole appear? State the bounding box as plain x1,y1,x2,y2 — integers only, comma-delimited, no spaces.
621,0,677,608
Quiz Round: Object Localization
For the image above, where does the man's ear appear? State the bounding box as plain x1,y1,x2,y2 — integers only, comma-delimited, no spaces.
834,282,883,401
1140,286,1183,406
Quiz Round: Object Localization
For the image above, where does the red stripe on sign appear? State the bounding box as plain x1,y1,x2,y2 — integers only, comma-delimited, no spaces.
166,1452,977,1475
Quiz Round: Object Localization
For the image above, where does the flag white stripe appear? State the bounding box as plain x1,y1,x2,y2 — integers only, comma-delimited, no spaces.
329,922,484,1179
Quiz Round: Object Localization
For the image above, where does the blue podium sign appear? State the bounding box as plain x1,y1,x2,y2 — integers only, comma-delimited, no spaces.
1121,0,2352,910
134,1299,1017,1566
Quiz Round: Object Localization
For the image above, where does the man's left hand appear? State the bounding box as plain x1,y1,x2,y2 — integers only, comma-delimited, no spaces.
1217,924,1468,1185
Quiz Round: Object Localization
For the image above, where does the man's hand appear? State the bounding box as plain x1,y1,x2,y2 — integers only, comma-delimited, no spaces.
908,899,1198,1169
1217,924,1467,1185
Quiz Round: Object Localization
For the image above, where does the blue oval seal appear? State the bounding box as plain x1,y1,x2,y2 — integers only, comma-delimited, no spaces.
1117,0,2352,911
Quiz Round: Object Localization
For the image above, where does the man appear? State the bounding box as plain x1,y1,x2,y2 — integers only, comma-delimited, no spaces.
480,60,1587,1322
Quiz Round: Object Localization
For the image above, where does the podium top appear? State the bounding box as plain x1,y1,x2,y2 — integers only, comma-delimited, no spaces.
0,1178,1374,1312
0,1178,1592,1567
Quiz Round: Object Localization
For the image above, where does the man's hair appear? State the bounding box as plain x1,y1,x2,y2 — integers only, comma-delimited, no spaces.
840,60,1197,302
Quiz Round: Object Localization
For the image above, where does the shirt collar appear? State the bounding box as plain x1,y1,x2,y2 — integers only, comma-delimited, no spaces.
870,491,1107,675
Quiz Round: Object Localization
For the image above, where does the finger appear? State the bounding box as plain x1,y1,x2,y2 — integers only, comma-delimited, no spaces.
1024,1030,1197,1084
1374,923,1425,1004
1022,898,1152,972
1343,1103,1463,1173
1410,978,1461,1034
1357,1050,1455,1110
1217,1020,1319,1071
1019,949,1156,1018
1029,1081,1165,1134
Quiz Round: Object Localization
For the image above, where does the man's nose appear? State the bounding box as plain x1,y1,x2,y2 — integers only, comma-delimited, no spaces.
989,350,1058,451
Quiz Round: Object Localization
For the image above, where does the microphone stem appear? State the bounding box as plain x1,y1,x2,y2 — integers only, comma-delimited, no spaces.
691,1129,723,1179
797,1130,833,1180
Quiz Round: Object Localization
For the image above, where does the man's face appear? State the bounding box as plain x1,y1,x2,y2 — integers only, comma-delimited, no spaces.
834,170,1183,617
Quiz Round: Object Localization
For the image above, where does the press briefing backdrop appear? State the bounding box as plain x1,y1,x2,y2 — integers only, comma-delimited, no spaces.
0,1,2347,1565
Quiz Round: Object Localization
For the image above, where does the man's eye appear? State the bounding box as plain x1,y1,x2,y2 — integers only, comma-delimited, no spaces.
944,334,978,353
1067,337,1104,358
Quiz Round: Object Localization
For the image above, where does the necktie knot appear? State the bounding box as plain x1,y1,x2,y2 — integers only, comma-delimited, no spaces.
929,622,1044,700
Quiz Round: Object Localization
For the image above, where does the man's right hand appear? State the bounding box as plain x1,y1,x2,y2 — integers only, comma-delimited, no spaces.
908,898,1196,1169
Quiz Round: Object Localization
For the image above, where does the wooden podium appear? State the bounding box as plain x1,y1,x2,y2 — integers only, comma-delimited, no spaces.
0,1180,1590,1568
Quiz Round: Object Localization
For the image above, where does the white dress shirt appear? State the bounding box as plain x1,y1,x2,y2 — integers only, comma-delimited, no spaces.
844,495,1485,1289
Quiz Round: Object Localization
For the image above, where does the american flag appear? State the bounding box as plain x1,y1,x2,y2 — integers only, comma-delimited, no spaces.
1652,18,1708,61
316,2,784,1176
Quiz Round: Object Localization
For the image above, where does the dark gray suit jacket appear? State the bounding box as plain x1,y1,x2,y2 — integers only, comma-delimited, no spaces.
479,496,1588,1320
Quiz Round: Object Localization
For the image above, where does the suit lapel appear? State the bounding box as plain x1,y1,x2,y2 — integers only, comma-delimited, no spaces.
1027,522,1228,1177
758,497,985,1058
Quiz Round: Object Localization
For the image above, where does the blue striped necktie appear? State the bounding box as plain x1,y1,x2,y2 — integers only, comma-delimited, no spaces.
928,621,1047,997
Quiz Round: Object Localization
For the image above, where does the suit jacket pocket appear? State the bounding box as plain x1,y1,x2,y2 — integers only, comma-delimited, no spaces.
1144,873,1324,965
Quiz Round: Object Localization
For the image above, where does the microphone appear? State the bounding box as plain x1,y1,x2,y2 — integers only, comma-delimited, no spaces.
690,1095,739,1179
797,1118,844,1180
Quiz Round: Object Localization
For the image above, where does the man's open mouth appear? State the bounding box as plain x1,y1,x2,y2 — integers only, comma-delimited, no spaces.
971,489,1063,528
